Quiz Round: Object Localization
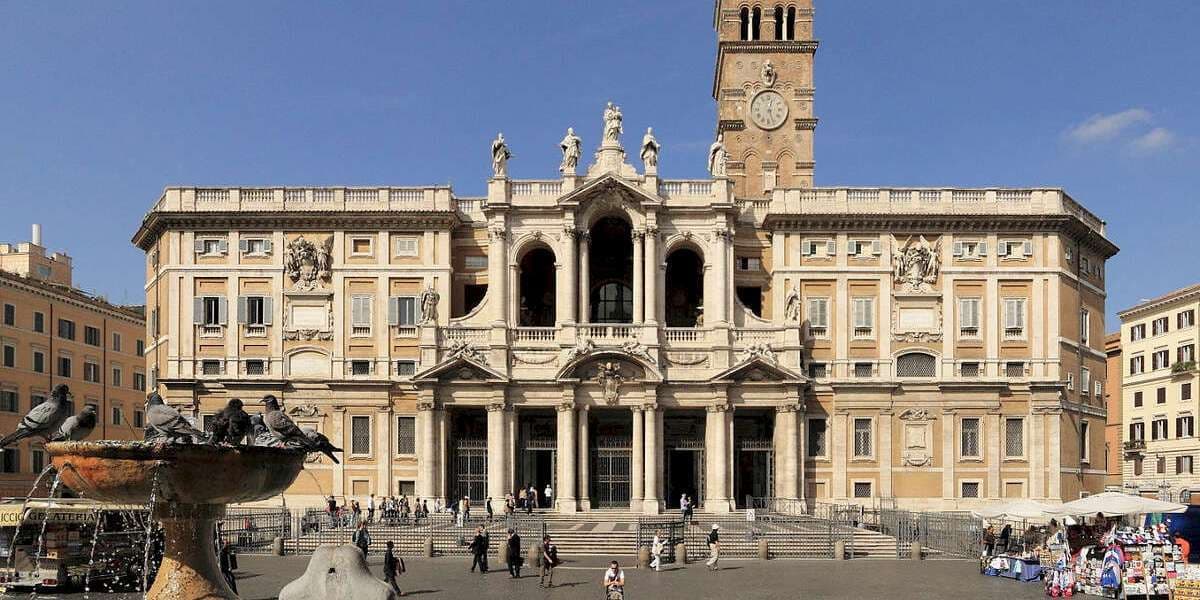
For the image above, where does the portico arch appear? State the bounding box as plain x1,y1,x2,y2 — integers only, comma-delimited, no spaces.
588,216,634,323
517,244,556,327
665,246,704,327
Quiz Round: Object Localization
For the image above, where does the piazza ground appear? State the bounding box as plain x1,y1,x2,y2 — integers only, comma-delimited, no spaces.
1,555,1050,599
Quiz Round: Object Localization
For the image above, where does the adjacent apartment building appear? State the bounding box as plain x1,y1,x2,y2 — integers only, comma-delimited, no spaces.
130,0,1118,511
1119,284,1200,502
0,226,147,496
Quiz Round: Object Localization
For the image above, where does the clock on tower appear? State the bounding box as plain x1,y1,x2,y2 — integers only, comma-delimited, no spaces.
712,0,818,197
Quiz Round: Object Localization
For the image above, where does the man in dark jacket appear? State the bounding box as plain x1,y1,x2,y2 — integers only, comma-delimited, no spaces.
469,526,489,573
505,528,522,578
383,540,406,596
352,521,371,557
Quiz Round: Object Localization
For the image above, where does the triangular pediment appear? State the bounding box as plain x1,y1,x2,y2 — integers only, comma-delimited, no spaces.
710,356,806,384
557,174,661,209
556,348,662,383
414,355,507,384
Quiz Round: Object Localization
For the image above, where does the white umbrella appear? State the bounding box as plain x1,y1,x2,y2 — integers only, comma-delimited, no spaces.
1045,491,1187,517
973,499,1059,520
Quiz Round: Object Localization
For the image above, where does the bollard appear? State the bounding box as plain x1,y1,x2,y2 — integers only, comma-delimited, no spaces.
910,542,923,560
527,544,541,570
638,546,651,568
758,538,769,560
833,540,846,560
675,542,688,565
273,536,285,556
424,537,434,558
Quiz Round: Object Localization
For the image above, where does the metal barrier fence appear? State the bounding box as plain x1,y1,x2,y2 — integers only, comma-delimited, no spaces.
877,508,981,559
637,512,854,560
216,507,294,554
287,509,545,557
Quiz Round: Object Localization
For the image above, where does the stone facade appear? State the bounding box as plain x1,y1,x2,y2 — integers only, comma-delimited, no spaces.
1117,284,1200,502
130,1,1117,511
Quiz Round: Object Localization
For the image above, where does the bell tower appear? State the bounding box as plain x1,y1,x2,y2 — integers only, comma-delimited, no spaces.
713,1,817,197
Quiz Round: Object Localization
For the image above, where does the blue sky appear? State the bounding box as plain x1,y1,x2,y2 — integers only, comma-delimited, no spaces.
1,1,1196,328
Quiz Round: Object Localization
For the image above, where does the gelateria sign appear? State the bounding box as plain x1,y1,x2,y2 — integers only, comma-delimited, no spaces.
0,503,110,526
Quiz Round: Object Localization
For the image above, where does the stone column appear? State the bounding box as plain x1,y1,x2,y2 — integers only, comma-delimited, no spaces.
487,401,507,501
643,404,661,514
578,232,591,324
1047,410,1062,501
796,405,807,503
631,406,645,508
489,225,509,323
560,226,578,324
633,229,645,324
417,398,437,500
435,408,447,504
711,228,731,325
556,400,578,512
706,404,731,512
645,225,659,324
777,405,799,501
578,406,591,510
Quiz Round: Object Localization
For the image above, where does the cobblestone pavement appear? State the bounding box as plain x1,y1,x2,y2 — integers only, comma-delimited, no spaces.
2,555,1050,599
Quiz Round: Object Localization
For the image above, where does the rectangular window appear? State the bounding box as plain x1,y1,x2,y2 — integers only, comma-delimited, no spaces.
33,312,44,333
134,410,144,428
853,418,872,457
1158,387,1167,404
133,372,146,391
0,390,17,412
1152,418,1168,440
1080,368,1091,396
806,298,829,336
388,297,417,327
1079,309,1090,344
734,256,761,271
198,297,225,327
84,326,101,346
2,304,13,326
201,360,221,375
959,362,980,377
350,237,373,256
238,296,270,328
111,332,122,352
852,298,874,338
1080,421,1090,463
1,449,19,474
57,319,75,340
2,344,13,368
961,481,981,499
960,418,981,458
240,237,271,256
801,239,836,258
1005,418,1024,458
1157,455,1166,474
58,356,72,378
852,482,872,498
32,350,44,373
395,360,416,377
351,295,373,335
135,339,145,357
111,406,122,427
1130,324,1146,341
1134,456,1144,476
1184,383,1193,401
953,239,986,260
853,363,873,378
1181,310,1197,329
111,367,122,387
1178,456,1194,475
396,416,416,455
151,308,160,337
1066,372,1074,391
351,415,371,456
1180,345,1196,365
1005,362,1026,378
807,363,827,379
808,418,827,457
464,255,488,270
1153,349,1170,370
83,362,100,383
1153,317,1169,336
959,298,981,337
351,360,371,376
393,236,419,257
31,448,44,474
245,360,265,375
1176,415,1194,438
1129,422,1144,441
1130,356,1145,375
997,239,1033,258
1003,298,1026,339
31,394,45,409
196,237,227,256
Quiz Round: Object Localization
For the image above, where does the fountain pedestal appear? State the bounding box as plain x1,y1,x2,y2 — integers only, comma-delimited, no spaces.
47,441,306,600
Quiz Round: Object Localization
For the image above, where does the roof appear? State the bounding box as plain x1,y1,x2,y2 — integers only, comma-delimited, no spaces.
1118,282,1200,319
0,269,145,323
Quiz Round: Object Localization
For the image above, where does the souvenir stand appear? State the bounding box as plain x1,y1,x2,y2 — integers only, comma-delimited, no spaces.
975,501,1058,585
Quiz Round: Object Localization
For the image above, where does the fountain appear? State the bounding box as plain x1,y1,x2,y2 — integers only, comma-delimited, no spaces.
47,440,307,600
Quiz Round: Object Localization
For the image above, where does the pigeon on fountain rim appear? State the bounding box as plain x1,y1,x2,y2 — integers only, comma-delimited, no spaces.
50,404,98,442
260,395,311,448
210,398,252,445
144,392,206,443
0,384,73,448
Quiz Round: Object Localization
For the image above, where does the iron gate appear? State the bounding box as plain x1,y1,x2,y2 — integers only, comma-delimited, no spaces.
735,439,774,508
592,437,632,508
664,438,705,508
451,438,487,502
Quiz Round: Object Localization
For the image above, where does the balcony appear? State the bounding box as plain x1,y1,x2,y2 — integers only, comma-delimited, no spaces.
512,327,557,344
1123,440,1146,451
1173,361,1197,375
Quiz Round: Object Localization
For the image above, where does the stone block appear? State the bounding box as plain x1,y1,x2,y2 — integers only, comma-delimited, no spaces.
758,538,769,560
278,544,396,600
834,540,846,560
675,542,688,564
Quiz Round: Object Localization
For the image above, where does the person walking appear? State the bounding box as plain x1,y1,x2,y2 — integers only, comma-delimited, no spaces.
469,525,489,573
682,494,694,524
218,540,238,593
351,500,362,527
461,496,472,522
539,535,559,588
525,486,537,514
367,494,377,525
650,530,665,572
352,521,372,557
382,540,406,596
543,483,553,509
705,524,720,570
505,527,523,578
486,497,494,522
327,496,339,528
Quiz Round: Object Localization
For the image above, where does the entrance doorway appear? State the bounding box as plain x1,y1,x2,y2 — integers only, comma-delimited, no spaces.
516,410,557,508
663,412,705,509
589,410,632,508
448,409,488,503
733,411,774,509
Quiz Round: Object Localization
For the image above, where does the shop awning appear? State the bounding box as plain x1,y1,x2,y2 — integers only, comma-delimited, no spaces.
972,499,1059,520
1044,491,1188,517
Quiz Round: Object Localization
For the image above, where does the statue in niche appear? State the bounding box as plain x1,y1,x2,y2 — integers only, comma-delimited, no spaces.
892,235,941,292
760,60,778,87
708,133,728,177
639,127,661,168
491,133,511,178
284,235,333,291
595,361,624,405
784,287,802,323
418,286,439,324
559,127,582,173
603,102,623,143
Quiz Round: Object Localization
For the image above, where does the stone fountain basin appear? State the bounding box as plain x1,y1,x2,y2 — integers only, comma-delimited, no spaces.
46,441,307,505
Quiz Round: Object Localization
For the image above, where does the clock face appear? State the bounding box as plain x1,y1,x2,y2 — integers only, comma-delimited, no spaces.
749,90,789,130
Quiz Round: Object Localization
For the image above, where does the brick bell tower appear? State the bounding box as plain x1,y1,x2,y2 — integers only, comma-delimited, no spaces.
713,1,817,197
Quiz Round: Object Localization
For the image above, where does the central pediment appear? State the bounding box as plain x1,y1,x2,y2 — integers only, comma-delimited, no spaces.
557,174,661,210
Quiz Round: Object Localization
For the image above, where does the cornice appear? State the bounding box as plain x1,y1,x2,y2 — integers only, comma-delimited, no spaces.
712,40,820,99
132,210,460,250
0,272,145,325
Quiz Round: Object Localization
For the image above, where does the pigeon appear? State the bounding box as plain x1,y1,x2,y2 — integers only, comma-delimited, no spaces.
248,414,279,447
50,404,98,442
259,395,309,448
210,398,251,445
0,384,73,448
144,392,206,443
302,427,342,464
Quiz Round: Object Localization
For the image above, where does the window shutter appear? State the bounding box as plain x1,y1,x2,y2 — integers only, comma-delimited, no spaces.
239,239,248,254
871,240,882,255
847,240,855,254
388,297,399,326
1004,300,1015,329
998,242,1009,257
801,242,811,256
218,297,228,325
262,297,273,326
217,239,228,254
263,239,273,253
193,298,204,325
1023,240,1033,256
825,240,836,256
953,242,963,257
237,296,248,324
193,239,204,254
978,241,988,256
1016,301,1025,328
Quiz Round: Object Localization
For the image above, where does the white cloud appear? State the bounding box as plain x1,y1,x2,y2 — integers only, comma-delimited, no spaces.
1129,127,1176,152
1065,108,1151,143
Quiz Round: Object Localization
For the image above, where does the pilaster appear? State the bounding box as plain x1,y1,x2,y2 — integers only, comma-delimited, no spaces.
633,229,645,324
578,405,591,511
706,401,732,512
631,406,645,507
486,396,508,501
879,410,893,499
643,401,661,514
556,394,578,512
578,232,591,324
942,409,956,499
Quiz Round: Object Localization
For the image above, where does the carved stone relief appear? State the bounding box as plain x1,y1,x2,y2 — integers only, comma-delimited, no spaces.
284,236,333,291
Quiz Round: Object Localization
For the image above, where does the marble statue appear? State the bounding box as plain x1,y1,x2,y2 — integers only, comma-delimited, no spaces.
603,102,623,143
559,127,582,173
893,235,942,291
418,286,439,324
491,133,511,178
640,127,661,168
708,133,728,177
761,60,778,87
784,287,801,322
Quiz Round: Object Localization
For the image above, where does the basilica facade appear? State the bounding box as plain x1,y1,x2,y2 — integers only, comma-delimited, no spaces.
132,0,1116,512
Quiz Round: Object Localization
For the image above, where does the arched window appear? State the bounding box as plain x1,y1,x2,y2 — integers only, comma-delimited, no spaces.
896,353,937,378
593,282,633,323
774,6,784,40
740,7,750,41
786,6,796,40
751,7,762,41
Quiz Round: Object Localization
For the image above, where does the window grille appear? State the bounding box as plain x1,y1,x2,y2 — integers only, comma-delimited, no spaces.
1005,362,1026,378
245,360,265,375
854,363,873,378
808,419,827,456
0,391,17,412
395,360,416,377
961,418,981,457
896,353,936,378
853,418,872,457
1005,418,1024,457
853,482,872,498
960,362,980,378
961,482,980,498
396,417,416,455
201,361,221,375
351,416,371,455
807,363,827,379
351,361,371,376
